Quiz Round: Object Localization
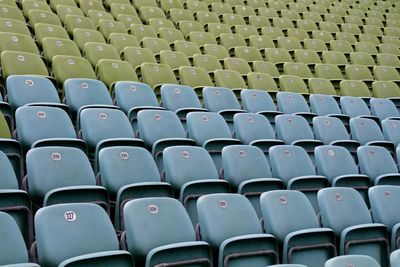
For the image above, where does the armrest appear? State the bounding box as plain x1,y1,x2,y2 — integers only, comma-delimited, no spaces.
59,250,134,267
365,141,395,154
257,110,283,123
115,182,173,230
203,138,241,151
291,139,324,153
249,139,285,153
287,175,328,191
238,178,283,196
293,112,317,124
152,138,196,158
217,109,245,122
375,173,400,186
32,138,87,154
26,102,70,115
283,228,336,264
146,241,212,267
340,223,388,256
332,174,370,188
219,234,278,267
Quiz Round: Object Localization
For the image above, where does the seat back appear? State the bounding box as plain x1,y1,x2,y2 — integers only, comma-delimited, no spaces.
161,84,201,112
325,255,380,267
350,118,385,144
275,114,314,144
234,113,277,144
369,185,400,230
382,119,400,146
35,203,120,267
0,150,18,189
313,116,350,144
340,96,371,117
310,94,342,116
277,92,310,114
370,98,399,121
240,89,277,113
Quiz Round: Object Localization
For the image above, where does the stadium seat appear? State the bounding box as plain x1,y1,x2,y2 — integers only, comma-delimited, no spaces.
163,146,229,224
370,98,400,121
6,75,65,112
222,145,283,214
382,119,400,147
56,5,84,23
83,42,120,68
121,47,157,71
1,51,49,80
122,197,211,266
78,106,143,163
202,86,244,130
160,84,205,125
97,19,126,39
358,145,400,185
317,187,389,266
138,63,177,94
269,145,328,210
137,109,195,169
197,193,279,266
369,185,400,250
186,111,241,170
374,66,400,83
350,118,395,153
391,250,400,267
315,145,369,198
278,75,310,95
63,78,113,120
34,203,134,266
203,43,230,60
72,28,106,51
178,66,214,94
260,190,336,266
108,33,139,53
192,54,222,74
96,59,138,89
15,106,85,153
159,50,191,72
64,15,95,35
314,64,344,90
42,37,82,64
0,18,30,35
113,81,164,132
340,96,376,120
34,23,69,45
276,92,316,123
25,146,108,210
52,55,96,88
310,94,348,122
0,212,38,266
325,255,380,267
97,146,172,229
312,116,359,158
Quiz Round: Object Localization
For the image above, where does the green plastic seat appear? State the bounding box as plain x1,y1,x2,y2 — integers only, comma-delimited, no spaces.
163,146,229,225
139,6,165,23
168,8,194,25
34,23,69,45
178,20,204,38
197,193,279,266
374,66,400,82
1,51,48,80
64,15,95,35
214,69,247,90
322,51,349,69
139,63,177,93
148,18,174,32
233,46,263,62
56,5,83,23
308,78,337,95
184,0,208,12
294,49,321,68
261,190,336,266
0,32,39,55
311,30,333,44
171,40,201,57
96,59,138,89
97,19,126,39
122,197,211,266
83,42,120,68
264,48,293,70
194,10,219,25
72,28,106,51
283,62,313,80
372,81,400,99
87,10,114,27
287,28,310,41
192,54,222,74
178,66,214,93
210,2,233,16
35,203,134,267
108,33,139,53
28,9,61,26
110,3,137,19
188,32,216,46
253,61,280,79
141,37,170,55
355,41,379,55
132,0,157,9
78,0,104,15
314,64,344,89
0,18,30,35
345,65,374,84
159,50,190,72
340,80,372,97
350,52,376,67
128,23,157,41
247,72,279,93
279,75,310,94
379,44,400,55
158,27,185,44
21,0,51,17
121,47,157,70
202,43,229,60
116,14,141,29
52,55,96,87
261,26,284,40
0,4,25,21
223,57,252,75
217,33,247,52
248,15,271,28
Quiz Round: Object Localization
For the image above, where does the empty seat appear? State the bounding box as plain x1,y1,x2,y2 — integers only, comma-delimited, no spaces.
15,106,85,153
96,59,138,89
350,118,394,153
186,111,241,171
314,64,344,89
310,94,348,123
374,66,400,83
276,92,316,122
160,84,205,124
1,51,49,80
340,96,375,120
79,107,143,162
42,37,82,64
278,75,310,95
269,145,328,210
222,145,283,215
340,80,372,98
137,109,195,169
122,197,211,266
260,190,336,267
308,78,338,96
72,28,106,51
315,145,369,198
0,212,38,266
358,145,400,185
138,63,177,93
325,255,380,267
97,146,172,229
178,66,214,94
382,119,400,147
369,185,400,250
202,86,244,129
312,116,359,158
83,42,120,68
163,146,229,224
0,32,39,55
52,55,96,87
317,187,389,266
34,203,134,266
370,98,400,121
159,51,191,72
26,146,109,210
197,193,279,266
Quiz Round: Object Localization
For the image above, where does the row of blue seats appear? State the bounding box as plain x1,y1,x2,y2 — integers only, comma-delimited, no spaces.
1,76,399,131
4,185,400,267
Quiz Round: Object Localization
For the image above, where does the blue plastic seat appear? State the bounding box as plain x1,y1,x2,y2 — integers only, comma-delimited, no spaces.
315,145,370,199
113,81,164,133
186,112,241,171
275,114,324,163
350,117,395,154
163,146,229,225
340,96,378,122
358,146,400,185
137,109,195,170
63,78,113,120
34,203,134,267
382,119,400,147
15,106,86,153
222,145,283,215
391,249,400,267
318,187,389,266
233,113,284,154
160,84,206,127
122,197,212,266
240,89,283,127
369,185,400,250
269,145,328,211
313,116,360,160
261,190,336,267
26,146,109,211
370,98,400,121
309,94,349,127
276,92,317,124
325,255,380,267
202,87,245,131
197,193,279,266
